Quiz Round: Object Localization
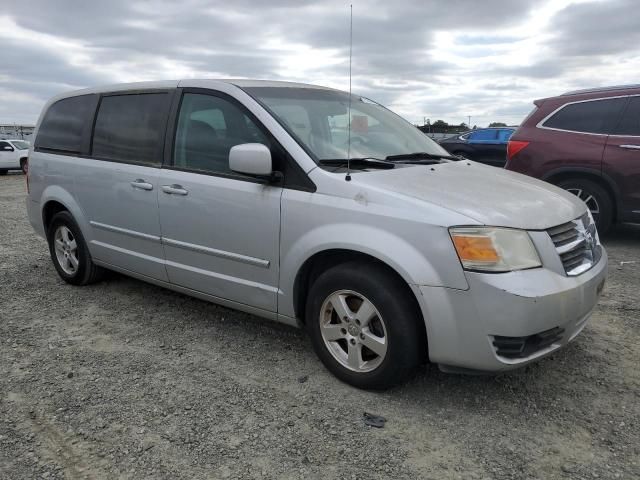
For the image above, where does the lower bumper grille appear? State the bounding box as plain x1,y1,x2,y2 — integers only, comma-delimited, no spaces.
492,327,565,359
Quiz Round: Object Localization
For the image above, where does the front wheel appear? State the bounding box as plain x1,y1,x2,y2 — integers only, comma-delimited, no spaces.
20,158,28,174
557,178,613,233
306,261,425,390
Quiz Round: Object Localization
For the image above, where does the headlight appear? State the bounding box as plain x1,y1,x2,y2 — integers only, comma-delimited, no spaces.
449,227,541,272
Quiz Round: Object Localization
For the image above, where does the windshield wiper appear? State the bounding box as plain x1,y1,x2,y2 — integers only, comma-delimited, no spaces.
385,152,460,162
318,158,395,169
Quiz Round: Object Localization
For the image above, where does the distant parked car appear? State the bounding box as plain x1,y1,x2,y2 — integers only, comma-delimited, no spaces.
0,139,30,174
439,127,515,166
506,84,640,233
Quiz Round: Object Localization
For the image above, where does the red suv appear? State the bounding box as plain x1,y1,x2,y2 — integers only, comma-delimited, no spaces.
506,85,640,232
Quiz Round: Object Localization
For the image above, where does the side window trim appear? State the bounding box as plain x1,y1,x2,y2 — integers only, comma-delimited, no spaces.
536,95,631,136
164,87,316,192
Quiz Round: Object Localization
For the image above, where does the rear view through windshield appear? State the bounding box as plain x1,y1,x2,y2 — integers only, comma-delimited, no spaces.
243,87,449,162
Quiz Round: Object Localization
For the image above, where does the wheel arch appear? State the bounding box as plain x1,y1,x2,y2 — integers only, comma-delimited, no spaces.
291,248,428,357
40,186,90,239
542,167,621,222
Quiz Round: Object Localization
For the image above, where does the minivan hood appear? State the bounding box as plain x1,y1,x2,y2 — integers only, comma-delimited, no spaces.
356,161,586,230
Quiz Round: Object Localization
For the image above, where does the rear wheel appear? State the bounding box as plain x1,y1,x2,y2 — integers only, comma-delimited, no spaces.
306,261,424,390
47,211,104,285
557,178,613,233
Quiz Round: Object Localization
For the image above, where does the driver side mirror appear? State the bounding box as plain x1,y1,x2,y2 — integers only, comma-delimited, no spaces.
1,145,14,151
229,143,274,178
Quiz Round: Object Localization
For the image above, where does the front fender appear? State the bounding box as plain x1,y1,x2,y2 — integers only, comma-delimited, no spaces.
278,222,469,319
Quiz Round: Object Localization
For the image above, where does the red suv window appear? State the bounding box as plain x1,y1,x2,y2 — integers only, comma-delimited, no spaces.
542,97,627,134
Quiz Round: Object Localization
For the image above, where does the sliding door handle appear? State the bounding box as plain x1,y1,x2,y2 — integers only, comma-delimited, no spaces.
130,179,153,190
161,184,189,196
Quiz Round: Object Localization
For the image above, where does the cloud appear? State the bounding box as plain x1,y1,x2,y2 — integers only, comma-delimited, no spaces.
0,0,638,126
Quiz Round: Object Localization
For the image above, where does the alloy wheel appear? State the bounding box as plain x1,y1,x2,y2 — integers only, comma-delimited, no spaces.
566,187,600,220
54,225,79,275
319,290,388,373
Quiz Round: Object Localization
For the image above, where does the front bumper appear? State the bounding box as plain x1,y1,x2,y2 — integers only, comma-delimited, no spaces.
414,248,608,372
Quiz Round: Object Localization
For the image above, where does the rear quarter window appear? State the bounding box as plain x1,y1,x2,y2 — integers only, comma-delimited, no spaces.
542,97,627,134
35,94,97,153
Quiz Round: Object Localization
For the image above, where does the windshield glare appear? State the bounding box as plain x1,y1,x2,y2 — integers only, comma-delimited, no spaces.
244,87,449,163
11,140,30,150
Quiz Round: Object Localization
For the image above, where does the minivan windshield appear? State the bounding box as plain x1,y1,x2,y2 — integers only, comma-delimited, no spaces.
243,87,450,164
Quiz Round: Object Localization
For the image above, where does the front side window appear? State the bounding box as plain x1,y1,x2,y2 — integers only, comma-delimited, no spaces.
243,87,449,163
92,93,169,165
542,97,627,134
35,94,96,153
173,93,269,174
614,96,640,136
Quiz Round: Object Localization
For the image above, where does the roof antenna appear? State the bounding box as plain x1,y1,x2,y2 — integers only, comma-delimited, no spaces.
345,4,353,182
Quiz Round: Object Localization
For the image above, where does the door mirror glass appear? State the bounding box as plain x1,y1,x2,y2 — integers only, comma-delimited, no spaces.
229,143,272,177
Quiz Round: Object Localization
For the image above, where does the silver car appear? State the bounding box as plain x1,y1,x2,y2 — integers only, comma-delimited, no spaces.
26,80,607,389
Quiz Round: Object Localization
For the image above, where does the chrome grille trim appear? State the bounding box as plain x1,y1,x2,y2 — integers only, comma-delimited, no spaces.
547,213,600,276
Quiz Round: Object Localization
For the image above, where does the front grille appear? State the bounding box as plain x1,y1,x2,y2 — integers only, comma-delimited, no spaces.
547,213,600,276
492,327,565,359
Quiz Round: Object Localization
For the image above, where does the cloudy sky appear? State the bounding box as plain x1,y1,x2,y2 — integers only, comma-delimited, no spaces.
1,0,638,126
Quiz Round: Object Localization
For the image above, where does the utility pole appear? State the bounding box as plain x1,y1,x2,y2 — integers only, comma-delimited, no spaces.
468,115,471,128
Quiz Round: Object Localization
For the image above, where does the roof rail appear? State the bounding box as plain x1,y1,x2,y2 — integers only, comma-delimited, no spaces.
562,84,640,96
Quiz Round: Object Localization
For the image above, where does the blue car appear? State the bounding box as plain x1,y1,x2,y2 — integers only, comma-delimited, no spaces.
439,127,515,167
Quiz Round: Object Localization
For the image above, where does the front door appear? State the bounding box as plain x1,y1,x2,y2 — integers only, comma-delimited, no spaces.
0,140,18,169
603,96,640,221
158,91,282,312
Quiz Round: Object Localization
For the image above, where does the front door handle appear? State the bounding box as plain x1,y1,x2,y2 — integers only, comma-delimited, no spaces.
131,179,153,191
619,144,640,150
161,184,189,196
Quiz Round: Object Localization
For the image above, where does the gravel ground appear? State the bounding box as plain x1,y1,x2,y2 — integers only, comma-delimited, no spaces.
1,172,639,480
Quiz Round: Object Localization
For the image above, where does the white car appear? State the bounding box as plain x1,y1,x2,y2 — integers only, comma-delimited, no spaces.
0,139,30,174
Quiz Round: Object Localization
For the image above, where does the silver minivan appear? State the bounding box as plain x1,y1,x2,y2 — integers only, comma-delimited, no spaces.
26,80,607,389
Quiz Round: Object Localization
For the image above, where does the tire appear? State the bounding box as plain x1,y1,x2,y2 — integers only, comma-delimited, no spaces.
557,178,613,233
306,261,425,390
20,158,28,174
47,211,104,285
0,170,7,176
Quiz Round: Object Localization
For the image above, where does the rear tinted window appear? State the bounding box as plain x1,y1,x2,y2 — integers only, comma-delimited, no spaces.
614,96,640,136
543,97,627,134
35,95,96,153
92,93,170,165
